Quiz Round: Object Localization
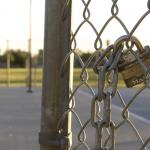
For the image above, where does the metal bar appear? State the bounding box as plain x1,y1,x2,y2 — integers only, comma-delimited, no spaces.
27,0,32,93
39,0,72,150
6,40,10,87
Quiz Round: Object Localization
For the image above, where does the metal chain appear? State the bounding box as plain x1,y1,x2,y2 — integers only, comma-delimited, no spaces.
60,0,150,149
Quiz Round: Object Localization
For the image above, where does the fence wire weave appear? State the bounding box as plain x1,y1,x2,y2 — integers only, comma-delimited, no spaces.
59,0,150,149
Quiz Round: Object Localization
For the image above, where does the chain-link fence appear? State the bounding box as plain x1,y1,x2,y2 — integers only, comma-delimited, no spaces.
59,0,150,149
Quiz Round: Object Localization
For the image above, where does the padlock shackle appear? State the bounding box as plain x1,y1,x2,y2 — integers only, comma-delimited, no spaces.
114,35,144,53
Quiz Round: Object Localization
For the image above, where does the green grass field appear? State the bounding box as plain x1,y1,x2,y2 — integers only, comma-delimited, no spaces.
73,68,126,87
0,68,42,87
0,68,127,87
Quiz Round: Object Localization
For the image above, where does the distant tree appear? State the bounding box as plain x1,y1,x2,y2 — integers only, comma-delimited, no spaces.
80,52,92,62
0,49,28,67
74,50,95,68
33,49,43,67
11,50,28,67
0,50,14,64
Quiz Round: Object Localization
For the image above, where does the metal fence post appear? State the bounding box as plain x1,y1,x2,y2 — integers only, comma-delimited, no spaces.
27,0,32,93
6,40,10,87
39,0,72,150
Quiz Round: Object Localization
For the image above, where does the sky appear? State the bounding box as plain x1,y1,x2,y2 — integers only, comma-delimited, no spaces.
72,0,150,52
0,0,45,54
0,0,149,54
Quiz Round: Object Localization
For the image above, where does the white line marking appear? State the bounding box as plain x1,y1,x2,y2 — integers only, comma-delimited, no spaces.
78,90,150,124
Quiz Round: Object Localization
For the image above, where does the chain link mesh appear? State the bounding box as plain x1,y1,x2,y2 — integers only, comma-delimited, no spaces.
60,0,150,149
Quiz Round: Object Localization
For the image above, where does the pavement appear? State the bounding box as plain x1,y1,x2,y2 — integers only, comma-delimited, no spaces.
0,87,41,150
0,87,149,150
75,90,150,150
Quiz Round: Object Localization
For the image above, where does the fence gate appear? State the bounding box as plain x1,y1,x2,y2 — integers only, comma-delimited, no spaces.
57,0,150,149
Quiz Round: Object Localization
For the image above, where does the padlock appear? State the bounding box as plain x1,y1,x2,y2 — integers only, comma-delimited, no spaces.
118,45,150,87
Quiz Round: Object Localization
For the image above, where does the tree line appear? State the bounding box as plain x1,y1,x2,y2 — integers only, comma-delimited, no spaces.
0,49,94,68
74,49,96,67
0,49,43,68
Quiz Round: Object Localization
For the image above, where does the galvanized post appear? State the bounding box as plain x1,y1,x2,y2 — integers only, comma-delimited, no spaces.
6,40,10,87
27,0,32,93
27,38,32,92
39,0,72,150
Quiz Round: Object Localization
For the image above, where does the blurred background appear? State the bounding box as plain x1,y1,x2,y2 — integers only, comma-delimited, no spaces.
0,0,149,88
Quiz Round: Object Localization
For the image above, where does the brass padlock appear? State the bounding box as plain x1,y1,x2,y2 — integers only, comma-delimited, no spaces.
118,45,150,87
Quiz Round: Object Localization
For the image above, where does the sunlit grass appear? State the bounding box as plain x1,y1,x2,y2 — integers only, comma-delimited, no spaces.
0,68,42,87
0,68,143,88
73,68,126,87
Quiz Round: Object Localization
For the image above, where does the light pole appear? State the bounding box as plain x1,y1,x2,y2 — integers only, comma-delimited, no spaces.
27,0,32,93
6,40,10,87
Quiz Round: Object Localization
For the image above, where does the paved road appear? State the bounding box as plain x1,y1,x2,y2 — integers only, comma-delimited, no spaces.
74,89,150,150
0,88,41,150
81,87,150,120
0,87,149,150
113,88,150,121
